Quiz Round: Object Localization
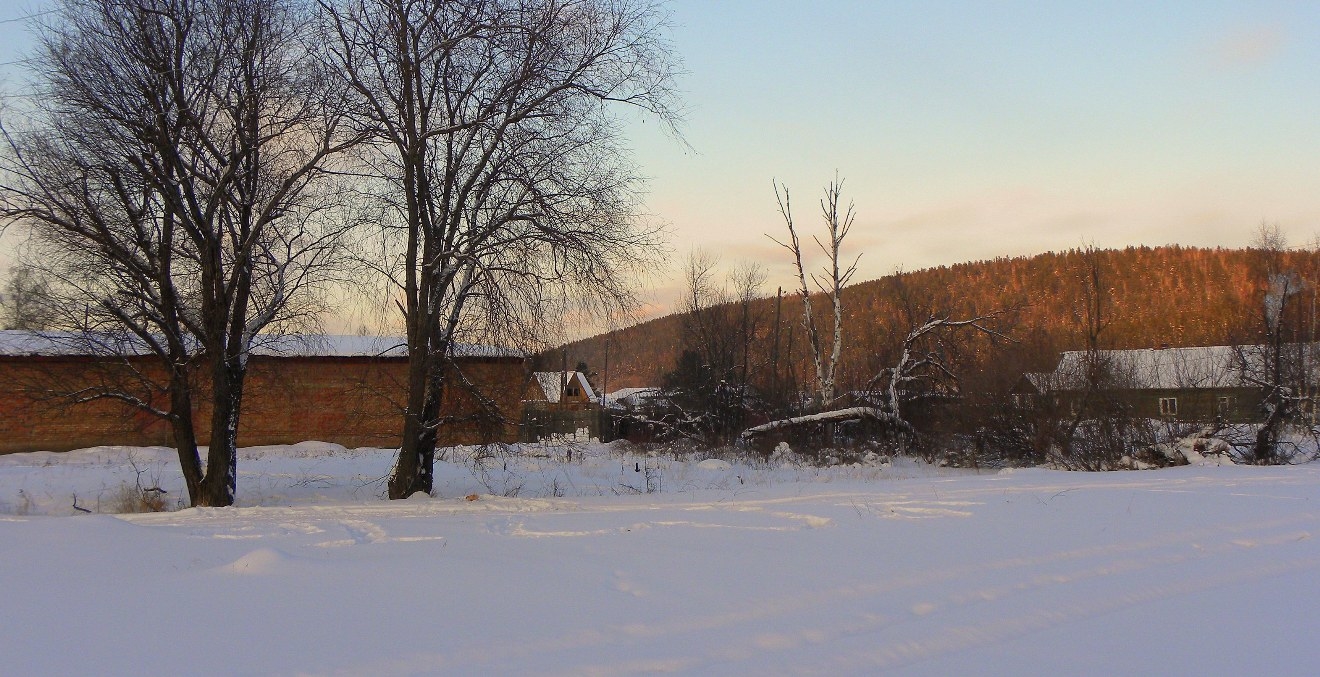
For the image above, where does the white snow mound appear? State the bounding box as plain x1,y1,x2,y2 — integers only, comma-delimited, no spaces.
218,548,293,576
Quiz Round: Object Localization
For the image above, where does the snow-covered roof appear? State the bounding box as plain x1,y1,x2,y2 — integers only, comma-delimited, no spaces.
533,371,595,403
0,330,522,359
604,387,662,408
253,335,521,359
1044,345,1280,391
1022,372,1052,393
0,330,142,356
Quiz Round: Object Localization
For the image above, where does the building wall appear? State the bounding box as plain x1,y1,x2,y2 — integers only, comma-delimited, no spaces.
1122,387,1261,424
1041,386,1263,424
0,355,526,454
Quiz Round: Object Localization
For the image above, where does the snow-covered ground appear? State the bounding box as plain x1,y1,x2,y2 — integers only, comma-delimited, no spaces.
2,442,1318,675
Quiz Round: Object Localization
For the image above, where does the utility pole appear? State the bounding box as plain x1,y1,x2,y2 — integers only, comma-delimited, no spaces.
602,334,610,406
771,286,782,407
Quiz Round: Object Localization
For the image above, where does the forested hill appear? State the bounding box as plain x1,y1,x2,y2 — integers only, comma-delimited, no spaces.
551,246,1320,391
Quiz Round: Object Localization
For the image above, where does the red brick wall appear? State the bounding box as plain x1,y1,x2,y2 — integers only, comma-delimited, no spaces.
0,355,526,454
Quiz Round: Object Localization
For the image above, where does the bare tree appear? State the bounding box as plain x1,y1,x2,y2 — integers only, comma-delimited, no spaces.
320,0,679,498
746,178,1006,448
0,0,360,506
865,313,1009,425
0,264,56,330
1053,245,1114,465
1238,223,1310,464
771,177,857,409
660,252,767,443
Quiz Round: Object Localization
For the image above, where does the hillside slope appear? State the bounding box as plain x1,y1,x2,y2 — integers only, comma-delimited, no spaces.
554,246,1318,391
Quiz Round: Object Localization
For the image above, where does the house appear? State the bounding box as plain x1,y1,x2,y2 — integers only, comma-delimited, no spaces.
1017,344,1314,424
602,387,671,443
520,371,601,441
528,371,598,411
0,331,528,454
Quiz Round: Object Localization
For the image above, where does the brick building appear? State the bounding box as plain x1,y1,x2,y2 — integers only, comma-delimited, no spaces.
0,332,527,454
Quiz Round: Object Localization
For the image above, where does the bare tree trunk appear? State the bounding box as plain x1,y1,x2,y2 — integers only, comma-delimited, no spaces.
771,286,782,407
1055,245,1111,468
168,368,204,503
200,361,245,507
1253,394,1284,465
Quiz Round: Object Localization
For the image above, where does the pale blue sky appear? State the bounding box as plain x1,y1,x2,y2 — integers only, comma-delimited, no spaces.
3,1,1320,322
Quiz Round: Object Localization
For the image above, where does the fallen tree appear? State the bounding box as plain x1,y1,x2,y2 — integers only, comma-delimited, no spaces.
739,406,912,444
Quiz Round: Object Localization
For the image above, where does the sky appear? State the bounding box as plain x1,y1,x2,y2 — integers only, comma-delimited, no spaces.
621,0,1320,317
3,1,1320,330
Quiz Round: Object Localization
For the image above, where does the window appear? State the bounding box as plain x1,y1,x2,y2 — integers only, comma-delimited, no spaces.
1217,396,1232,415
1159,397,1178,417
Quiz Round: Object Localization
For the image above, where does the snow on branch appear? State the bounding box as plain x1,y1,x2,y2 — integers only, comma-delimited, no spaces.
739,407,912,443
867,312,1014,421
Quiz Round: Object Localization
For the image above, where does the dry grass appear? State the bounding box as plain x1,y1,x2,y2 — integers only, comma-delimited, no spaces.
106,482,170,513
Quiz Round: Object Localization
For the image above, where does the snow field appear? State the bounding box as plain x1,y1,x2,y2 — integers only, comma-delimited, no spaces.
1,442,1318,675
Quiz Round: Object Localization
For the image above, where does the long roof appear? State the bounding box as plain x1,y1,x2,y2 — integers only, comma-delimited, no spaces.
0,330,522,359
1044,345,1283,390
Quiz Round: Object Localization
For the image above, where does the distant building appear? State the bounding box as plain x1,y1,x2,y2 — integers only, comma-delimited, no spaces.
603,387,663,410
1016,344,1316,424
527,371,597,411
520,371,602,441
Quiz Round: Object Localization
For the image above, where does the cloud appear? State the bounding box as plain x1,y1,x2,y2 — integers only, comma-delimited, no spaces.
1206,23,1287,70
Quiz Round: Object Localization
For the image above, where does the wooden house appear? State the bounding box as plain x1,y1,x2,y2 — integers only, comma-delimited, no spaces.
1016,345,1313,424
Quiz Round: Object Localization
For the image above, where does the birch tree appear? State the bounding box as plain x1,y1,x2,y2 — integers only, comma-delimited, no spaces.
0,265,56,330
771,177,857,409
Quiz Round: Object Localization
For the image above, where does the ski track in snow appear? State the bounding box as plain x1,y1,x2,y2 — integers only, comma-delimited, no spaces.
441,511,1319,676
118,480,1313,676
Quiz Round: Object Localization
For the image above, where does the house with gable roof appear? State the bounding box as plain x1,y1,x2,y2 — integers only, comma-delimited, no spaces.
1016,344,1315,424
527,371,597,410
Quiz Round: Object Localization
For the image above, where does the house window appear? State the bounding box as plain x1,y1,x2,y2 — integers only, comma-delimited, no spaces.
1159,397,1178,417
1217,396,1232,415
566,385,580,397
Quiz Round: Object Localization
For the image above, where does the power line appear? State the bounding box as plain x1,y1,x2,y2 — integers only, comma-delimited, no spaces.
0,9,55,25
